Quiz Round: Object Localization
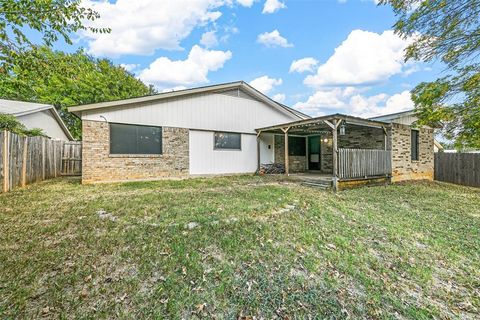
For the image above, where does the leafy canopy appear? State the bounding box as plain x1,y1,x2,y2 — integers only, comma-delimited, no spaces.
0,0,109,70
0,47,156,139
380,0,480,149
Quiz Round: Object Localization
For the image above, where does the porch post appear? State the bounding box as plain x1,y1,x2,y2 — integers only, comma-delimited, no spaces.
332,119,338,191
256,131,261,173
382,126,388,150
281,127,290,175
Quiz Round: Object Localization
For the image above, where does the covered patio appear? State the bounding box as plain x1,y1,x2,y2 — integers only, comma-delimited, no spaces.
256,114,393,190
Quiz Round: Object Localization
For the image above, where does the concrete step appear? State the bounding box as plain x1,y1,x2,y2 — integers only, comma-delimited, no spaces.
301,181,332,189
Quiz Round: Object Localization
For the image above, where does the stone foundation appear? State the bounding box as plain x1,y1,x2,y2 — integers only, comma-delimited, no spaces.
82,120,189,184
390,123,434,182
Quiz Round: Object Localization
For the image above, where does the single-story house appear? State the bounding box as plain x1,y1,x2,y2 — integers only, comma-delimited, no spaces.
0,99,74,141
68,81,434,189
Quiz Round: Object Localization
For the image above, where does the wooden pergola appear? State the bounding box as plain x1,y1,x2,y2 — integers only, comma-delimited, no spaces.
255,114,390,191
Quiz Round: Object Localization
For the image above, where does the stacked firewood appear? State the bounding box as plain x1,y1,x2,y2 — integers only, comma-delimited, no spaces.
258,163,285,175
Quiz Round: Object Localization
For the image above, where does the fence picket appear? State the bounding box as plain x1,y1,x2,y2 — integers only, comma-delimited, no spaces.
338,148,392,179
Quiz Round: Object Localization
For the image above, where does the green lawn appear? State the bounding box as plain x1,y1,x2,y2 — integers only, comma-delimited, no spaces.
0,176,479,319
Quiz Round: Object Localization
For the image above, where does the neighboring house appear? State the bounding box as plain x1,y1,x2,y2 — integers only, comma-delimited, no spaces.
0,99,73,141
69,81,434,188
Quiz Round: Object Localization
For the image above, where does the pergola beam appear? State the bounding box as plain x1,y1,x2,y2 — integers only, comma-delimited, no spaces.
255,113,387,134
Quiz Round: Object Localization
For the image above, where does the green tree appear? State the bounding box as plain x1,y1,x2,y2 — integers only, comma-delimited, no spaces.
0,47,156,139
0,0,109,70
380,0,480,149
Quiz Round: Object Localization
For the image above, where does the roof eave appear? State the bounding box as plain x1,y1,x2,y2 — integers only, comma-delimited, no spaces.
256,113,389,133
67,81,305,121
48,108,75,141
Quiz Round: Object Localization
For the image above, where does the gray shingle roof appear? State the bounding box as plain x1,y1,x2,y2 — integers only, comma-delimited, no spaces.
0,99,52,116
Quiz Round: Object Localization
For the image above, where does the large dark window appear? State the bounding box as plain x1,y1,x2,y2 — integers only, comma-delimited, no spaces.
289,136,306,156
411,129,419,161
110,123,162,155
214,132,241,150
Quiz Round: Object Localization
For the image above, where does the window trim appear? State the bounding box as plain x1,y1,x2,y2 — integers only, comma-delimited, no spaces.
411,129,420,161
213,131,242,151
109,122,163,156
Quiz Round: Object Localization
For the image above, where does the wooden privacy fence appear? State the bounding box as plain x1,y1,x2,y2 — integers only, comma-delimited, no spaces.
62,141,82,176
434,152,480,187
338,148,392,179
1,130,82,193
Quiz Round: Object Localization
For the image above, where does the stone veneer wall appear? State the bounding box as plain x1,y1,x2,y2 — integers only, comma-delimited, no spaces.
274,135,307,173
82,120,189,184
390,123,434,182
321,126,386,173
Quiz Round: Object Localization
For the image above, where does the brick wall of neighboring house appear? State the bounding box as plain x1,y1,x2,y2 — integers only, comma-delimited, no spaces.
82,120,189,184
274,135,307,173
390,123,434,182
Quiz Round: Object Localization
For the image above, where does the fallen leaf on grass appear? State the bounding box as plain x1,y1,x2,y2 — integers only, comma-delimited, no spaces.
195,303,206,313
79,288,88,298
42,306,51,315
326,243,337,250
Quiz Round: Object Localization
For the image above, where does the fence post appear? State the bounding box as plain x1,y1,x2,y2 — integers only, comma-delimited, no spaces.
2,130,9,193
21,137,28,187
53,141,57,178
42,138,46,180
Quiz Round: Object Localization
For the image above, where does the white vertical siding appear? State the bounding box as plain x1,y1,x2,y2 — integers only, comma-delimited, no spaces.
260,133,274,164
189,130,258,175
17,110,69,140
81,93,296,134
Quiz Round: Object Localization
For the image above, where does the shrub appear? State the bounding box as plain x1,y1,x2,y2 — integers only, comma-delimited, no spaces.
0,113,45,136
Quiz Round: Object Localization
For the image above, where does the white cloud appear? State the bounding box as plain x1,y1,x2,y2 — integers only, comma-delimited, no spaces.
81,0,252,57
257,30,293,48
161,86,187,93
273,93,286,103
249,76,282,94
236,0,255,6
139,45,232,89
262,0,286,14
294,88,413,118
289,57,319,73
293,87,354,116
120,63,140,72
304,30,414,87
200,30,219,48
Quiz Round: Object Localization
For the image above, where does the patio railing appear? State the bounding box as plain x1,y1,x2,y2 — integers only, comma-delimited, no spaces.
338,148,392,179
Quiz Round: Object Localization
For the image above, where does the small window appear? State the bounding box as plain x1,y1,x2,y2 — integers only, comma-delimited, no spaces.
289,136,306,156
110,123,162,155
214,132,241,150
411,129,419,161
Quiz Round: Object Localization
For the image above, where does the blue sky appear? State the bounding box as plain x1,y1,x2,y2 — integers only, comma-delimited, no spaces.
56,0,443,118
